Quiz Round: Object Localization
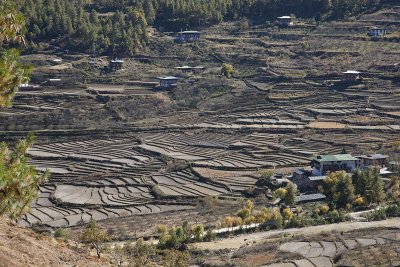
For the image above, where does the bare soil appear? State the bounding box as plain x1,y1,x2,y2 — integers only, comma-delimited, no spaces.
0,217,109,267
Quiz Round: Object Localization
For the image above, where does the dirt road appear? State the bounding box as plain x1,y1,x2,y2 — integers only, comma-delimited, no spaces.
193,218,400,251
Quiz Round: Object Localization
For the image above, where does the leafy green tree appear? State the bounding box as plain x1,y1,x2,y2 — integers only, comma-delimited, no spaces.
80,219,111,259
324,171,355,209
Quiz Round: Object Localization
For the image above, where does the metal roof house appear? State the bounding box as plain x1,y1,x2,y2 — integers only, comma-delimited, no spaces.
109,59,124,70
356,154,389,169
157,76,180,88
175,31,201,43
291,168,326,193
19,83,41,91
277,16,294,26
343,70,361,82
175,65,206,74
296,193,327,203
311,154,360,175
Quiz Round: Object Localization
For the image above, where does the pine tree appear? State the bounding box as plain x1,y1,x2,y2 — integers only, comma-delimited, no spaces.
371,168,385,204
283,183,297,206
143,0,156,24
334,172,355,208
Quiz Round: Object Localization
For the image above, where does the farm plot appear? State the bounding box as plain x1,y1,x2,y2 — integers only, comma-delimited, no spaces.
137,132,240,160
53,184,154,206
371,95,400,110
257,137,347,156
306,108,358,116
151,169,229,197
151,170,230,196
21,193,194,228
28,138,164,185
229,133,284,149
192,167,258,193
193,151,309,170
213,109,287,120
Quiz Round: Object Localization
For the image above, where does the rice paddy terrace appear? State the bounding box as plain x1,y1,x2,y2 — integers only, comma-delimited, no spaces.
1,7,399,236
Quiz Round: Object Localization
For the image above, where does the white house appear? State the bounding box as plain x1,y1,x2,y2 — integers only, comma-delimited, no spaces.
158,76,180,88
311,154,360,175
277,16,294,27
109,59,124,70
175,31,201,43
343,70,361,82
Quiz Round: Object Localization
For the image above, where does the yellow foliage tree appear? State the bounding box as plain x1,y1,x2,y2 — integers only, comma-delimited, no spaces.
276,188,287,199
282,208,293,220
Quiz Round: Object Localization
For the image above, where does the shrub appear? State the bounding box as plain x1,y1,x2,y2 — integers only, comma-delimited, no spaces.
54,228,66,238
163,250,191,267
203,229,216,242
80,219,111,258
221,63,234,78
366,204,400,221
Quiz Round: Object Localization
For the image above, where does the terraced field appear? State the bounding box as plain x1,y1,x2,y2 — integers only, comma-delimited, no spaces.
1,7,398,236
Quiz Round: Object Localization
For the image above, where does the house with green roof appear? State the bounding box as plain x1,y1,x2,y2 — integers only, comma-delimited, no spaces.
311,154,360,175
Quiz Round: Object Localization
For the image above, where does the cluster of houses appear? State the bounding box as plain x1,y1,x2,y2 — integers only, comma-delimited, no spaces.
275,15,387,38
266,152,394,204
105,17,391,92
291,153,392,194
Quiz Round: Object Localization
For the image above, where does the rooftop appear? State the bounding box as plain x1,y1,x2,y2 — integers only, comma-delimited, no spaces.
357,154,388,160
158,76,180,80
343,70,361,74
278,16,292,19
313,154,359,162
308,176,327,181
296,193,326,203
175,66,193,69
180,31,200,34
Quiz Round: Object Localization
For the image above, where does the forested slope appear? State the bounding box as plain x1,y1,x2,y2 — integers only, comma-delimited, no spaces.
18,0,395,55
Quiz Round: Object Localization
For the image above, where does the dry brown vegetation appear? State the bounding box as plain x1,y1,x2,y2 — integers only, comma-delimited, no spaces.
0,217,109,267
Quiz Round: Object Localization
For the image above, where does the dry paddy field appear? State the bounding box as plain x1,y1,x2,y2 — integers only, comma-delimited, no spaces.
0,7,398,237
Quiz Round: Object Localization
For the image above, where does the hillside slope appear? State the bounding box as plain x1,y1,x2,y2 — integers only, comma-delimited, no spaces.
0,217,108,267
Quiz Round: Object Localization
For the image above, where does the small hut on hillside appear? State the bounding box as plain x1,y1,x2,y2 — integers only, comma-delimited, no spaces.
342,70,361,82
109,59,124,70
277,16,294,27
158,76,180,88
175,65,206,74
175,31,201,43
368,27,386,37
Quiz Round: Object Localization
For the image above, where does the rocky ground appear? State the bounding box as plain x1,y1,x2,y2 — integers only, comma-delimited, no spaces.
0,217,109,267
